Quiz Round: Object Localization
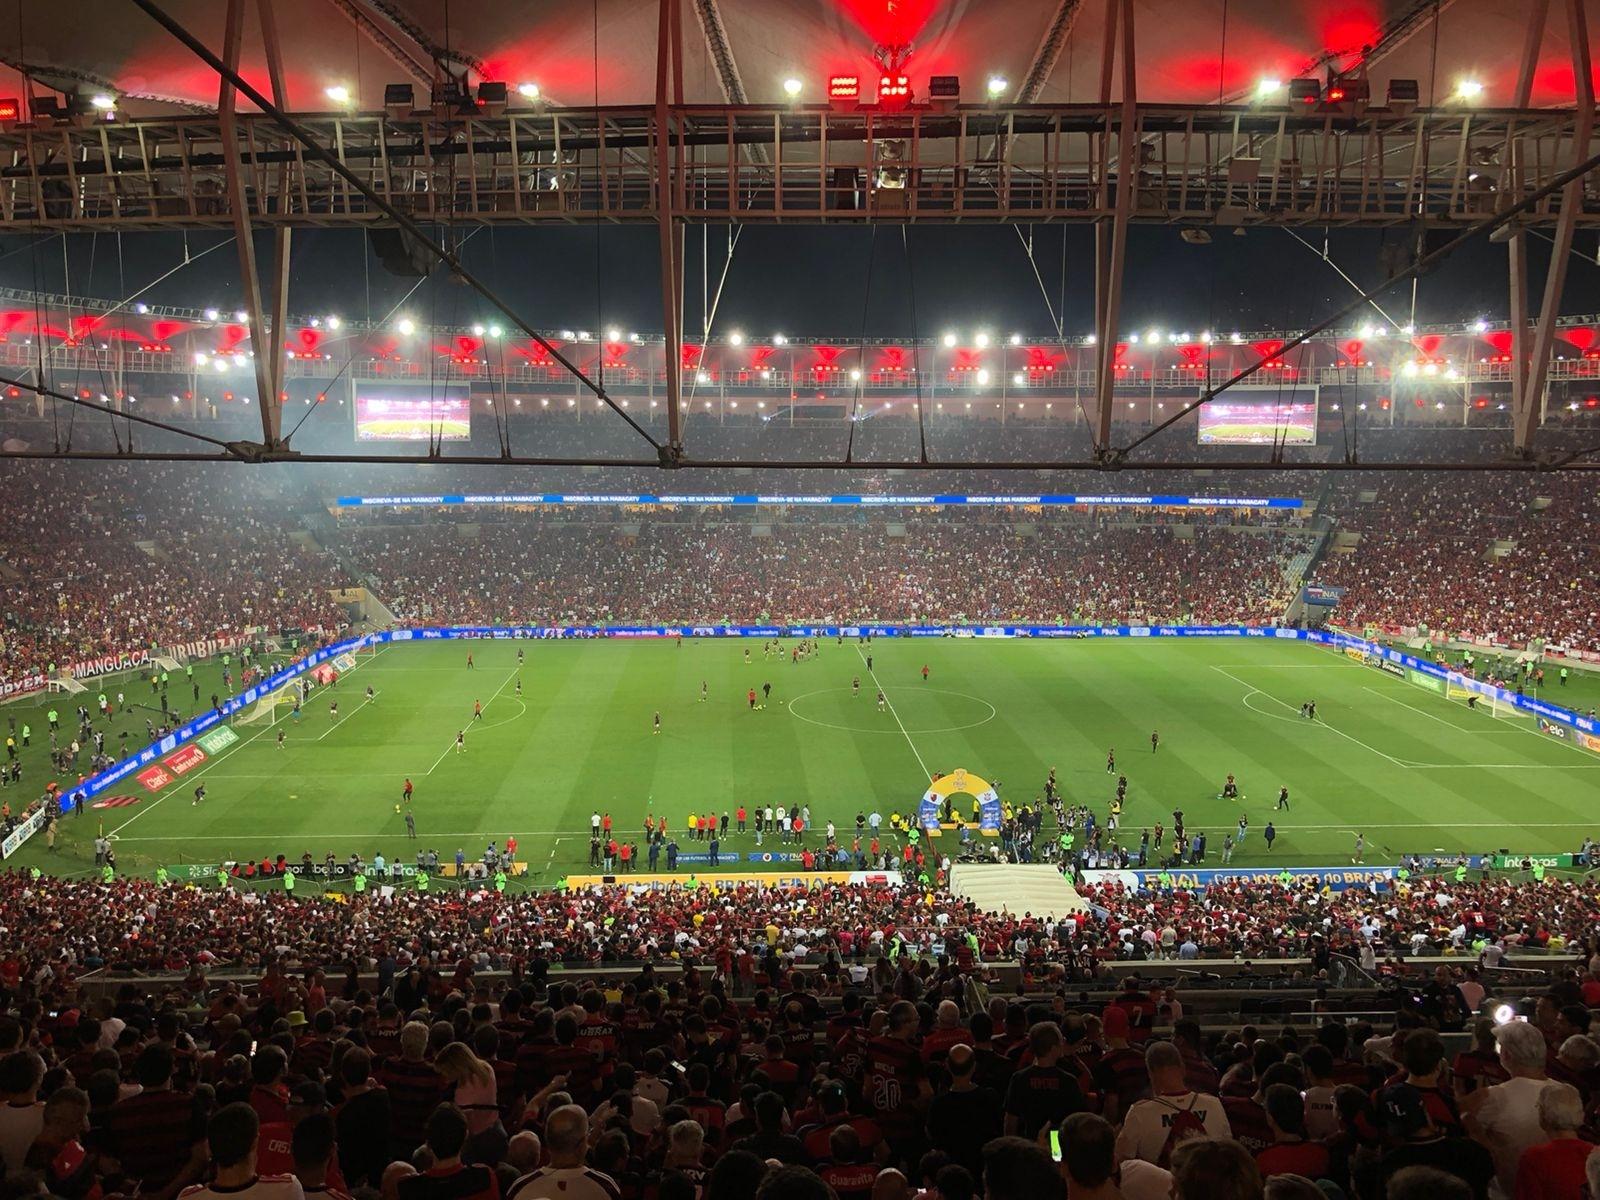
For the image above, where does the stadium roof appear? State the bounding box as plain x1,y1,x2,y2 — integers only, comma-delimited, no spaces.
12,0,1596,117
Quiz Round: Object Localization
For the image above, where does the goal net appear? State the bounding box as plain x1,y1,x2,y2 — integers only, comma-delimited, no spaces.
1445,672,1506,720
235,683,296,726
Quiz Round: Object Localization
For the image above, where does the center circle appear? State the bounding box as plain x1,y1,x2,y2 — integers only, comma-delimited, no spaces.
787,687,997,735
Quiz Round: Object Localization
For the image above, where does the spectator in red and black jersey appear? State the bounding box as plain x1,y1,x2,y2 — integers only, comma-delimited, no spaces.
753,1036,802,1106
1003,1022,1089,1141
379,1022,447,1158
1222,1062,1304,1156
575,993,620,1065
1173,1020,1221,1097
23,1086,102,1200
257,1082,349,1193
680,1064,726,1148
251,1046,293,1127
1388,1030,1464,1137
1091,1007,1150,1123
778,1002,818,1076
658,1120,710,1194
1254,1085,1331,1181
1108,977,1158,1046
817,1125,877,1200
965,1011,1016,1099
798,1082,883,1164
864,1001,929,1151
513,1009,557,1099
540,1016,600,1108
397,1105,500,1200
921,1002,969,1065
292,1010,337,1080
106,1042,208,1193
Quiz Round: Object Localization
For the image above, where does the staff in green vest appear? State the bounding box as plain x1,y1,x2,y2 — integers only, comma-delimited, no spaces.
215,869,228,888
101,864,114,883
1532,861,1547,882
1157,870,1172,891
1279,868,1293,886
186,664,194,679
29,867,41,882
353,872,367,894
1396,865,1410,883
416,871,429,892
155,866,169,886
494,869,508,892
1454,863,1468,883
283,870,296,893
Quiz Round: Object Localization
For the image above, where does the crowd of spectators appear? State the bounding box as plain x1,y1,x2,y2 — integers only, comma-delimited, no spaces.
337,518,1310,628
6,868,1600,985
0,464,347,686
4,865,1600,1200
1311,468,1599,651
1,421,1597,685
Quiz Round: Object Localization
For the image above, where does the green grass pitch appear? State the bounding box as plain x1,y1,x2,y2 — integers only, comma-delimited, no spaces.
10,637,1600,880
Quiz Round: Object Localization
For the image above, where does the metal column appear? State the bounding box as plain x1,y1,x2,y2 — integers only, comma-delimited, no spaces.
217,0,296,450
1093,0,1135,458
1515,0,1593,452
655,0,686,458
1505,0,1548,451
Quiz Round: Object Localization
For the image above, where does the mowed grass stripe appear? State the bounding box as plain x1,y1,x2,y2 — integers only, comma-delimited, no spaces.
16,637,1599,878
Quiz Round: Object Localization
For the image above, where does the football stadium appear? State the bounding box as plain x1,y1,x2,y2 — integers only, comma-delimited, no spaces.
2,3,1600,1200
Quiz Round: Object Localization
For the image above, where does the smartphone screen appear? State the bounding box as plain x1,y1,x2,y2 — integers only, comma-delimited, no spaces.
1049,1129,1062,1162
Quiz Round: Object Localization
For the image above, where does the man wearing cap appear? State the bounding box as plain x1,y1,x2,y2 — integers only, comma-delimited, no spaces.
1365,1082,1495,1200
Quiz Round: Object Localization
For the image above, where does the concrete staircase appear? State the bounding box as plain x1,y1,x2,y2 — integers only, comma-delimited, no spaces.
948,864,1088,921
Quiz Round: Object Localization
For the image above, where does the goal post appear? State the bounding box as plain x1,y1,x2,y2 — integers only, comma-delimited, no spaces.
234,684,295,727
1445,671,1506,720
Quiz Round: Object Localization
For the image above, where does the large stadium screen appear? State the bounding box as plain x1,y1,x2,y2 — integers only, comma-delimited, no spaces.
354,384,471,441
1197,389,1319,446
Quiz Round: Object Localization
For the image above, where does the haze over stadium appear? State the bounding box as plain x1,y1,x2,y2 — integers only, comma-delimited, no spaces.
1,4,1600,1200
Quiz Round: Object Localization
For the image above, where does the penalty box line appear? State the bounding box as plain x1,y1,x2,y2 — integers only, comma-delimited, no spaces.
107,644,393,839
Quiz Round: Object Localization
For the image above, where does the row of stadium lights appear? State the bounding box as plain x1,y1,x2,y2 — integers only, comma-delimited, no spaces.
53,309,1600,360
33,310,1600,386
25,69,1493,148
47,386,1596,413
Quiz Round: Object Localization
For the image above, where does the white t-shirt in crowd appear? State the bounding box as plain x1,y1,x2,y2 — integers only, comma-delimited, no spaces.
1115,1091,1233,1165
1118,1158,1174,1200
1302,1085,1339,1141
180,1175,306,1200
1473,1075,1550,1200
507,1166,622,1200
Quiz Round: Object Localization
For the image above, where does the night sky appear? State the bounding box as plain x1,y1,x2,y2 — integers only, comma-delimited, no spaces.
3,221,1598,339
